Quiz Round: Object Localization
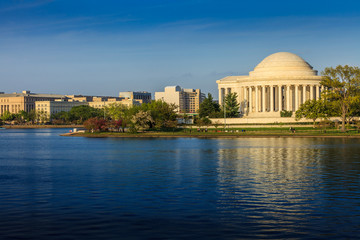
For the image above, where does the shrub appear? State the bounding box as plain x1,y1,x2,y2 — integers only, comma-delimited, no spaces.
83,117,107,132
280,110,293,117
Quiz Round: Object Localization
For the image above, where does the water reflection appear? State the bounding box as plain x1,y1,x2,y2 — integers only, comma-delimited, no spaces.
215,138,360,237
1,130,360,239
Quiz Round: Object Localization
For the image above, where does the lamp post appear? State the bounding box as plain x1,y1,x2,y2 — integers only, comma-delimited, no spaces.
223,97,226,130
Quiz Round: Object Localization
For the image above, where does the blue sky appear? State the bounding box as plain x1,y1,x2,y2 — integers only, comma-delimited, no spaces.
1,0,360,98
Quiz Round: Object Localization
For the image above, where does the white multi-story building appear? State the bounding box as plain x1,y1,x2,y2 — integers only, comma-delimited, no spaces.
155,86,205,113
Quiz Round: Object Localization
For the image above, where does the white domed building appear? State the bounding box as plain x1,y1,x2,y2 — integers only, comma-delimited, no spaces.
216,52,323,118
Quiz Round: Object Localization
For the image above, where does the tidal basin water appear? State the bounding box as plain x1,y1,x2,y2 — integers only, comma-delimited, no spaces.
0,129,360,239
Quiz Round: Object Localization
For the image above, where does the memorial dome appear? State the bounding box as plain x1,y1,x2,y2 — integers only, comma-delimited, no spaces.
249,52,318,78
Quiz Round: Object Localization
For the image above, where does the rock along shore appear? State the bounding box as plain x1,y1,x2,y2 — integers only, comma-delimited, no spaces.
3,125,83,129
60,132,360,139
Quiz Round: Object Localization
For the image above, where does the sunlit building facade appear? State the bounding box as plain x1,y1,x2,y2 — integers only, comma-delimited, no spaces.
217,52,323,117
0,90,64,115
155,86,205,113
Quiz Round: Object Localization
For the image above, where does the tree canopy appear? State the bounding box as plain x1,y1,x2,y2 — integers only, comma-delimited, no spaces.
321,65,360,132
140,100,178,129
68,105,103,123
223,92,240,118
295,99,330,126
198,93,220,118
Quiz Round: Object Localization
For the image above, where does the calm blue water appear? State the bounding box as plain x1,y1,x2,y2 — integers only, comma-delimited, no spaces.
0,128,359,239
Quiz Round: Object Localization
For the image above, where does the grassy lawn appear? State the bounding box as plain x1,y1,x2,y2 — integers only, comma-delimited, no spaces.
71,126,360,137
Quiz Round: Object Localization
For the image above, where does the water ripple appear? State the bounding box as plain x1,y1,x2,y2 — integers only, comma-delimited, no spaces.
0,130,359,239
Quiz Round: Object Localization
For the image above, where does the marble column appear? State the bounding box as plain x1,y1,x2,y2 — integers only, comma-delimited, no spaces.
275,85,279,111
278,85,282,112
249,87,252,112
262,86,266,112
286,85,290,111
255,86,259,112
295,85,299,111
270,85,274,112
243,87,247,112
303,85,307,104
219,88,224,106
310,85,314,100
315,85,320,100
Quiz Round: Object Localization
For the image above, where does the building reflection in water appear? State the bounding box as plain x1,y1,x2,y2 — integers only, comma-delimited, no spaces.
215,138,326,234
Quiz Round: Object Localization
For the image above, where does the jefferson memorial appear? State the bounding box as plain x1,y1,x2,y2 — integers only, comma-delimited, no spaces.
217,52,323,118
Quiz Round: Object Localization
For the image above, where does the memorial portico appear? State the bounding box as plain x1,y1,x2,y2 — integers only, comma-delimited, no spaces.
217,52,322,117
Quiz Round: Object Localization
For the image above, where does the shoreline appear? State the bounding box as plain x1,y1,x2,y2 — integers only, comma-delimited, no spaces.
3,125,83,129
61,132,360,139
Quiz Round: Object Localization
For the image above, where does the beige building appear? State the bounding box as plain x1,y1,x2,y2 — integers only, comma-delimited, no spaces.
155,86,204,113
35,100,88,118
119,91,152,103
65,95,93,102
217,52,323,117
0,90,64,115
88,97,142,109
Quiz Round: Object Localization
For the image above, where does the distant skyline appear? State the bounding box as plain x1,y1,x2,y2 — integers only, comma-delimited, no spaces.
1,0,360,98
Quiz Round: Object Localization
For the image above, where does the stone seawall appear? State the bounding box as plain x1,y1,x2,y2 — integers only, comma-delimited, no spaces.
3,125,83,129
209,117,343,125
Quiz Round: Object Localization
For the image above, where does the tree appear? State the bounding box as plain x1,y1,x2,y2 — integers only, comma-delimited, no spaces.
104,103,131,131
213,120,221,131
83,117,107,132
295,99,329,127
223,92,240,118
51,111,71,124
131,110,154,132
27,110,37,124
104,103,127,121
13,110,28,124
198,93,220,118
140,100,177,129
68,105,103,123
201,117,211,127
1,111,14,122
321,65,360,132
106,119,124,132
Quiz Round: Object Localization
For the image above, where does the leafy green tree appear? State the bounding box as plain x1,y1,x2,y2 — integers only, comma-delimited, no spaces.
213,120,221,130
321,65,360,132
198,93,220,118
1,111,14,122
104,103,133,131
51,111,71,124
27,110,36,124
130,110,154,132
140,100,177,129
201,117,211,127
295,99,329,127
104,103,127,121
223,92,240,118
68,105,102,123
13,110,29,124
280,110,293,117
